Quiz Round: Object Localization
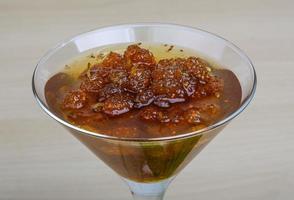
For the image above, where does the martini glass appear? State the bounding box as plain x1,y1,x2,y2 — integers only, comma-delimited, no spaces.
32,23,256,200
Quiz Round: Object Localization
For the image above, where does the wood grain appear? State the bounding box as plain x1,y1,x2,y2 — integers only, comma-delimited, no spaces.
0,0,294,199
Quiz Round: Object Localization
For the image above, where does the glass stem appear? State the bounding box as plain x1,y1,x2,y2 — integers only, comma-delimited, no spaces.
124,178,173,200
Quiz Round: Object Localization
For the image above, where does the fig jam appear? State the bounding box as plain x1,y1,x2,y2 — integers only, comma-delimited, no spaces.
45,43,241,138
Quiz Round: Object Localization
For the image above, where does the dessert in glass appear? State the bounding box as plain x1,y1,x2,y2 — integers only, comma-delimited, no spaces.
32,23,256,200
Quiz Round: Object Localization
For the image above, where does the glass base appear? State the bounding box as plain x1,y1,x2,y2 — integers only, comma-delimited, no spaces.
124,178,173,200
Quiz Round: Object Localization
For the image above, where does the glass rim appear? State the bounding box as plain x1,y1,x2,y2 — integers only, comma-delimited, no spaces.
32,22,257,142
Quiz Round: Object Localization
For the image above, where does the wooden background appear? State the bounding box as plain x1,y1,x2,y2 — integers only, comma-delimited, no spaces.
1,0,293,199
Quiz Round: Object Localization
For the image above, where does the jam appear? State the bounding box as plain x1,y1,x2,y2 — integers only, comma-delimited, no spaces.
45,44,241,138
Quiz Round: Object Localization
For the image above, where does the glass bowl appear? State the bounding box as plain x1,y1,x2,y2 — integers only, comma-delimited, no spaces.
32,23,256,200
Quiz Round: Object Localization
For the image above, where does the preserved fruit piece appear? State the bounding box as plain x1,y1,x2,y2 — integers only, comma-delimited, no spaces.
183,57,210,81
134,89,154,108
62,90,87,110
124,44,156,67
193,76,224,98
98,84,122,102
102,93,134,116
80,65,110,92
152,59,186,100
127,67,151,93
101,52,125,68
109,69,129,87
80,79,104,93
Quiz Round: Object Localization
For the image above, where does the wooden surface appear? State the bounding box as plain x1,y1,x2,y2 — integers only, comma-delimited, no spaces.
1,0,294,199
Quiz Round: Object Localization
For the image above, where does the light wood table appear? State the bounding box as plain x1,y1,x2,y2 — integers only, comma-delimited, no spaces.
1,0,294,199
